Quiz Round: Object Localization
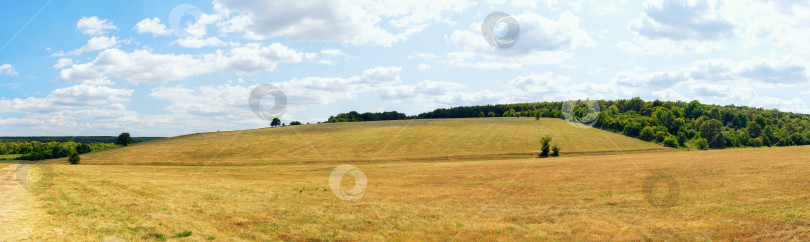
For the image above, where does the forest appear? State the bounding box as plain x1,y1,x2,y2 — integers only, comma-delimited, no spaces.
0,141,120,161
326,98,810,149
0,136,162,143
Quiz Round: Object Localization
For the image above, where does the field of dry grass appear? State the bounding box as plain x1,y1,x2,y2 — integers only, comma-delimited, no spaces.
78,118,670,165
28,145,810,240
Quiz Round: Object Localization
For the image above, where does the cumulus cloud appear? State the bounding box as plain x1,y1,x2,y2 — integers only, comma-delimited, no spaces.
320,49,349,57
58,43,307,84
613,56,810,89
53,58,73,69
76,16,117,35
174,37,228,48
749,96,808,113
0,64,17,75
135,17,171,36
689,83,756,101
0,84,133,113
447,11,594,69
621,0,810,54
630,0,734,41
213,0,473,46
68,36,119,56
602,56,810,107
145,66,416,130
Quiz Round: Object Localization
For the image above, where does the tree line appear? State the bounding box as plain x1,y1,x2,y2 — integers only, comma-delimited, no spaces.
0,136,162,143
326,111,408,123
324,98,810,149
3,141,119,161
3,132,139,161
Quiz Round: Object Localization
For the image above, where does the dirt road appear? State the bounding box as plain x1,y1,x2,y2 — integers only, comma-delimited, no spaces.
0,164,46,241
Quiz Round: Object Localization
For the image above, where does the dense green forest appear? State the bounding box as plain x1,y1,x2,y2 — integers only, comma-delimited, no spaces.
326,98,810,149
326,111,408,123
0,136,161,161
1,141,120,161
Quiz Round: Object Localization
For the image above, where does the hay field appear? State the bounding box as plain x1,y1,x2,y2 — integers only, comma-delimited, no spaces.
78,118,670,165
26,145,810,240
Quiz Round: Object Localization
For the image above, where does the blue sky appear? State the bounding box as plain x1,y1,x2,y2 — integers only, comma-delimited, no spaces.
1,0,810,136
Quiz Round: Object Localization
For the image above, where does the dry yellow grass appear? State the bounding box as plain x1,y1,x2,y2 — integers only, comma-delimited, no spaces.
80,118,670,165
31,145,810,240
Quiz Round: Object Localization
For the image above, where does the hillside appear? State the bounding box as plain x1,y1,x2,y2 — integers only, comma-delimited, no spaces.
78,117,671,165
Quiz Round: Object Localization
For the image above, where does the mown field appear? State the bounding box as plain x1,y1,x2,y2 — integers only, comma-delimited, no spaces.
78,118,670,165
9,118,810,240
24,145,810,240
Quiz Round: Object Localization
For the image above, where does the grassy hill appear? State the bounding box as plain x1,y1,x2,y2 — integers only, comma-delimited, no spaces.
79,117,671,165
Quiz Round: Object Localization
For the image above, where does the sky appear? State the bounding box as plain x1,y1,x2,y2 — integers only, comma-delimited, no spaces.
1,0,810,137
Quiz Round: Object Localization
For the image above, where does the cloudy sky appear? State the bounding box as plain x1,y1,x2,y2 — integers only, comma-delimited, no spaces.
1,0,809,136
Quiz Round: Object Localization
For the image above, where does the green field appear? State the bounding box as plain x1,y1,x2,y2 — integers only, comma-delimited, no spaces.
7,118,810,240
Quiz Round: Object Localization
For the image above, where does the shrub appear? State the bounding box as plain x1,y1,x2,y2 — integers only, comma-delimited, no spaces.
539,136,553,157
662,136,678,148
750,137,764,147
174,231,192,238
551,145,560,156
51,146,69,158
68,152,80,165
290,121,302,125
695,138,709,150
76,143,91,154
640,126,655,141
655,131,667,143
19,151,50,161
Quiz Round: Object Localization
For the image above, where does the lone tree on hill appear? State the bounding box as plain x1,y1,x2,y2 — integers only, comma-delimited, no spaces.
271,118,282,127
68,152,80,165
116,132,132,146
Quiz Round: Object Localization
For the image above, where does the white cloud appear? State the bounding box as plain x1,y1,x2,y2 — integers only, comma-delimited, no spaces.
417,64,431,70
184,13,220,39
622,0,810,54
612,56,810,90
318,60,334,65
135,17,171,36
65,36,119,56
687,56,810,84
689,83,757,101
749,96,808,113
321,49,349,57
147,67,412,128
408,52,438,59
53,58,73,69
0,64,18,75
378,79,464,99
213,0,473,46
630,0,734,41
447,11,594,69
76,16,117,35
59,43,307,84
612,67,687,89
0,84,133,113
175,37,227,48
